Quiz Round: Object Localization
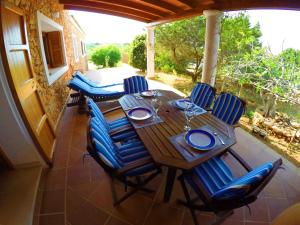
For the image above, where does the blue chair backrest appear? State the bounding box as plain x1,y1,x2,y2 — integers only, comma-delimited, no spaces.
68,77,92,95
124,76,148,94
190,83,215,108
87,99,110,131
212,162,273,201
73,71,99,87
90,118,121,169
212,92,245,125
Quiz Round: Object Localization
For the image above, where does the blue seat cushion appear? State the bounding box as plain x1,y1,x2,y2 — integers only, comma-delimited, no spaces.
187,156,234,195
74,71,123,88
212,162,273,200
69,77,125,97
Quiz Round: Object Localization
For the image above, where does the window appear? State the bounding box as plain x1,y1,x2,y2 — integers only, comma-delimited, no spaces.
37,11,68,85
81,40,86,55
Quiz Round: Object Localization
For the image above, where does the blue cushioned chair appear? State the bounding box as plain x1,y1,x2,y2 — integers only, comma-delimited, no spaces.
178,148,282,225
87,117,161,206
67,77,125,114
212,92,246,126
73,71,123,88
124,76,149,94
190,83,216,109
87,98,137,142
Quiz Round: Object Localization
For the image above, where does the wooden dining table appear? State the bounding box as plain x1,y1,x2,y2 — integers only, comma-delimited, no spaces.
118,90,236,202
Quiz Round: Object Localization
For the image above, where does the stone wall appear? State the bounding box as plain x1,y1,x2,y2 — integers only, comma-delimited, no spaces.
6,0,88,130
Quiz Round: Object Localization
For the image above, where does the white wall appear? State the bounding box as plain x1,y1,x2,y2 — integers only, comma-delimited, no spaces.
0,55,45,167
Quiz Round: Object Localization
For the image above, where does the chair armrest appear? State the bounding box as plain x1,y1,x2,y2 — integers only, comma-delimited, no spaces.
110,124,133,136
116,157,153,175
227,148,252,172
102,106,122,114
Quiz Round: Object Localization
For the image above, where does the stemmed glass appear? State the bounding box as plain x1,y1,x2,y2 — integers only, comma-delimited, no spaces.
184,102,195,132
151,98,161,120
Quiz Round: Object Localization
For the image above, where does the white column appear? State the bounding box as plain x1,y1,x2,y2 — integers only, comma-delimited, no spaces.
201,10,223,86
146,26,155,79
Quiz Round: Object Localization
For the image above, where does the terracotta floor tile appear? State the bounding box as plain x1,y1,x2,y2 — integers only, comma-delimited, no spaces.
244,222,269,225
70,181,101,200
39,213,65,225
182,211,215,225
68,197,110,225
144,202,184,225
40,189,65,214
44,168,66,190
106,216,132,225
88,178,117,214
245,197,270,223
267,197,290,221
221,219,244,225
67,164,91,186
264,177,286,198
112,193,153,225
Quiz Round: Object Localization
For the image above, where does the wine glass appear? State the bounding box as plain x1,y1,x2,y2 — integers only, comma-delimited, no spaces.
151,98,161,120
184,103,195,132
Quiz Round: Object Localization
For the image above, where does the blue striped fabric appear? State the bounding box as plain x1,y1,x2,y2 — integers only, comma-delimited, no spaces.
188,156,233,195
68,78,125,97
190,83,215,108
212,162,273,200
212,93,245,125
124,76,149,94
90,119,156,176
185,156,273,201
88,99,137,142
88,99,109,130
73,71,99,87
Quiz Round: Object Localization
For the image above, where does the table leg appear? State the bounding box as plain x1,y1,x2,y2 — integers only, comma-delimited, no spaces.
164,167,177,202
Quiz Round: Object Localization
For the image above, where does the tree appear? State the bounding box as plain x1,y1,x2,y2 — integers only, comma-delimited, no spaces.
90,44,121,67
129,34,147,72
219,12,262,66
155,17,206,82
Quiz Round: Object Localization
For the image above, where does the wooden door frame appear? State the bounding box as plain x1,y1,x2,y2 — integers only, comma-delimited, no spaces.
0,1,52,166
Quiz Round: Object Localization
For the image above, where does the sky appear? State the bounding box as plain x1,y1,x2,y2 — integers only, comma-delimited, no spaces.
70,9,300,55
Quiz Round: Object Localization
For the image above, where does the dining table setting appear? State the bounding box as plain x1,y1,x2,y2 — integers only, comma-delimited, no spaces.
118,89,236,202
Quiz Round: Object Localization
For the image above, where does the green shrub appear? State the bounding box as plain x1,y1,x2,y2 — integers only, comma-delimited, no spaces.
246,110,255,120
129,34,147,71
90,45,121,67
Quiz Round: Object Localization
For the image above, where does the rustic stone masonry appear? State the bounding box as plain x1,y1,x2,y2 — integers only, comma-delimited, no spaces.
6,0,88,130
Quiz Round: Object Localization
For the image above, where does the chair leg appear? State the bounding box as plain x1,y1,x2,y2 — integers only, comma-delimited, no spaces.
110,177,118,204
113,170,160,206
179,178,199,225
212,210,233,225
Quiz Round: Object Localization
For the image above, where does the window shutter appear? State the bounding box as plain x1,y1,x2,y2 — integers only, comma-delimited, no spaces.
47,31,64,67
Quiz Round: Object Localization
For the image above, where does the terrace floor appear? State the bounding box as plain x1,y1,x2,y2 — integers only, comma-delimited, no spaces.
35,67,300,225
35,101,300,225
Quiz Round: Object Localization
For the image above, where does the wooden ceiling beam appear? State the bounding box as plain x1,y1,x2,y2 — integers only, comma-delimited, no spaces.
139,0,182,13
61,0,159,21
87,0,171,17
175,0,198,8
64,5,152,23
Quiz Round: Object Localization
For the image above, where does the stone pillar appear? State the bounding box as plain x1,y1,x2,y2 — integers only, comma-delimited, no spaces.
201,10,223,86
146,26,155,79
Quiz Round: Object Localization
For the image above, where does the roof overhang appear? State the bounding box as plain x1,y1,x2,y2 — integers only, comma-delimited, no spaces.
59,0,300,26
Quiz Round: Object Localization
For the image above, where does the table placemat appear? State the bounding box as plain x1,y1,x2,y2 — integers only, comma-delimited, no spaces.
168,99,207,116
169,125,228,162
127,114,163,129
